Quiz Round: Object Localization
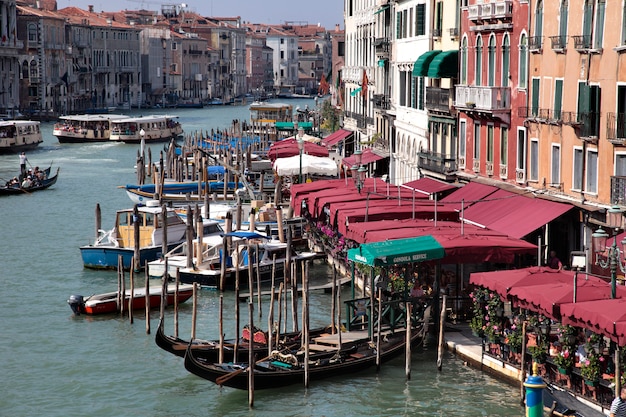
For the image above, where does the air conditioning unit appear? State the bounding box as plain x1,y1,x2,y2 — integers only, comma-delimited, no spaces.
499,165,508,178
516,168,526,183
458,156,465,168
485,162,494,175
473,160,480,172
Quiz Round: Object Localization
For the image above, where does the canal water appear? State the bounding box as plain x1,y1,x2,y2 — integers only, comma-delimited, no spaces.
0,101,523,416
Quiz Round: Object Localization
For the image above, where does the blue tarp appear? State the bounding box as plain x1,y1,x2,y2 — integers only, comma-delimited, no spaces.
224,231,270,239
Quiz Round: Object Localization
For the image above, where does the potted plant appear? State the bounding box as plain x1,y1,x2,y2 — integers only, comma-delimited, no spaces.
553,347,574,374
580,351,602,386
529,344,547,364
505,324,523,353
470,315,485,338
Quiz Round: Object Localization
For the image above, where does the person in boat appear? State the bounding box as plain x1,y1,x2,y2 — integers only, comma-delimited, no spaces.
19,152,28,178
6,177,19,187
21,175,32,189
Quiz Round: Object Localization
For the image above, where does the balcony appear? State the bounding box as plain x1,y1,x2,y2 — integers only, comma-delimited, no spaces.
611,176,626,206
374,38,390,59
573,35,592,51
372,94,391,110
519,107,562,124
455,85,511,114
417,150,458,177
468,4,482,20
480,3,494,19
494,0,513,18
550,35,567,51
607,113,626,145
529,36,542,52
425,87,451,113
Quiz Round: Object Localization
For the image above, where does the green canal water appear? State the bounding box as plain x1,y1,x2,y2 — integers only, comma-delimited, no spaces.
0,101,523,416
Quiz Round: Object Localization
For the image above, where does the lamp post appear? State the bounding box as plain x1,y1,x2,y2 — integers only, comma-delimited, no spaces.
297,134,305,184
591,205,626,299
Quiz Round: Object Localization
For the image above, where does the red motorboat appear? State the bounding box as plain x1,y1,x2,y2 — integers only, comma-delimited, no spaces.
67,283,194,315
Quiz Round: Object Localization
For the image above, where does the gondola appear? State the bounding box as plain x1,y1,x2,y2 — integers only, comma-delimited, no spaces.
183,324,425,390
0,166,59,196
156,319,333,362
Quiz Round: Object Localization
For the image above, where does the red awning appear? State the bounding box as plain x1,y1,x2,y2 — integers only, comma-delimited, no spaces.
440,182,499,210
470,267,572,299
268,138,329,162
402,177,459,196
509,275,618,320
487,197,572,238
560,298,626,346
291,179,346,216
342,148,385,167
322,128,353,147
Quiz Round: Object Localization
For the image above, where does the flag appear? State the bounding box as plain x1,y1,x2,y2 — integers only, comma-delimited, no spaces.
318,73,330,95
361,69,368,97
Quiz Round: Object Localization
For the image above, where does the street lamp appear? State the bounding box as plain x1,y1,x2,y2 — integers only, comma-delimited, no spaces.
591,205,626,299
353,149,362,167
297,135,305,184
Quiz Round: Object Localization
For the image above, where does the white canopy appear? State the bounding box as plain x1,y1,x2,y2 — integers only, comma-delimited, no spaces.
273,154,338,177
285,133,321,143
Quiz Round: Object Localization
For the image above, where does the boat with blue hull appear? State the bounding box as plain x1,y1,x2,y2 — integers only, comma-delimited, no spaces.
80,200,188,270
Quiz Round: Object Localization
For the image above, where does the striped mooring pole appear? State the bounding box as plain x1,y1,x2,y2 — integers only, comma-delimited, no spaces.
523,362,546,417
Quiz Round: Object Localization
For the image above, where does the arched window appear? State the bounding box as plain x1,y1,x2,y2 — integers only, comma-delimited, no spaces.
488,35,496,86
519,34,527,89
21,60,29,79
29,61,38,80
461,36,468,84
501,35,510,86
27,23,37,43
475,36,483,86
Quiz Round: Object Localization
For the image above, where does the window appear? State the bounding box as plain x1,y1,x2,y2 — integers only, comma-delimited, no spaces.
501,35,510,87
435,2,443,36
530,139,539,181
487,125,494,162
573,147,583,190
461,37,468,84
551,145,561,185
577,82,601,137
500,127,508,165
488,35,496,86
554,79,563,120
531,78,540,116
519,34,528,89
535,0,544,41
473,122,481,160
517,128,527,171
622,0,626,45
27,23,37,43
416,4,426,36
594,0,605,49
171,42,178,50
586,149,598,193
459,119,467,162
583,0,593,47
559,0,569,40
475,37,483,86
616,153,626,176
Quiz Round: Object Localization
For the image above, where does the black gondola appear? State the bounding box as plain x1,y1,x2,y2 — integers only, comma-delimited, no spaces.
183,324,425,390
0,166,59,196
156,319,332,362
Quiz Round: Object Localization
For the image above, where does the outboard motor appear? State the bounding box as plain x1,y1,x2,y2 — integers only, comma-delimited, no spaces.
67,294,84,315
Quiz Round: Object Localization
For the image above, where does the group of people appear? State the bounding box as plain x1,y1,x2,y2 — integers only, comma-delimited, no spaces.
5,152,46,189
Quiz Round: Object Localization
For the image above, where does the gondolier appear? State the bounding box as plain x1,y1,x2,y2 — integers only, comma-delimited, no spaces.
19,152,28,178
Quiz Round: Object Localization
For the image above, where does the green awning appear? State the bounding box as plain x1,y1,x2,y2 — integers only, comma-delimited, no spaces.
427,50,459,79
275,121,313,131
347,235,445,267
412,50,442,77
374,4,390,14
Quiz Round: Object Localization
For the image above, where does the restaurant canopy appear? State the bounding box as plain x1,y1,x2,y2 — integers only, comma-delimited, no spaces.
322,128,353,147
342,148,385,167
469,267,573,298
440,182,499,210
560,298,626,346
272,154,338,177
347,235,445,266
268,138,329,162
402,177,459,196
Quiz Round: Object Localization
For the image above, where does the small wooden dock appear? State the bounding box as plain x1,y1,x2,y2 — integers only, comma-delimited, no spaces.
237,277,351,302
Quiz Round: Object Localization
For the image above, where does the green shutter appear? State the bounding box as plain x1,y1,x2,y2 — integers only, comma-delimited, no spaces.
531,78,540,116
417,4,425,36
396,11,401,39
578,82,590,116
595,0,605,48
554,79,563,120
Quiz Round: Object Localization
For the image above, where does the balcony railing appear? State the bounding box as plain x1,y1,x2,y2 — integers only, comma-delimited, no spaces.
481,3,494,18
607,112,626,145
611,176,626,206
372,94,391,110
519,106,562,123
468,4,481,20
550,35,567,50
573,35,592,50
449,28,459,38
577,112,600,140
433,28,442,38
425,87,451,113
374,38,390,58
494,0,513,18
417,150,457,175
454,85,510,112
529,36,542,51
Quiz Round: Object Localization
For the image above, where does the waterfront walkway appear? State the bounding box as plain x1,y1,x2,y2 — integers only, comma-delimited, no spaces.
443,323,607,417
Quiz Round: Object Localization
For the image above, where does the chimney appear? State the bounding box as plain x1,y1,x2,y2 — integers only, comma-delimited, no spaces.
335,24,340,32
88,5,94,12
